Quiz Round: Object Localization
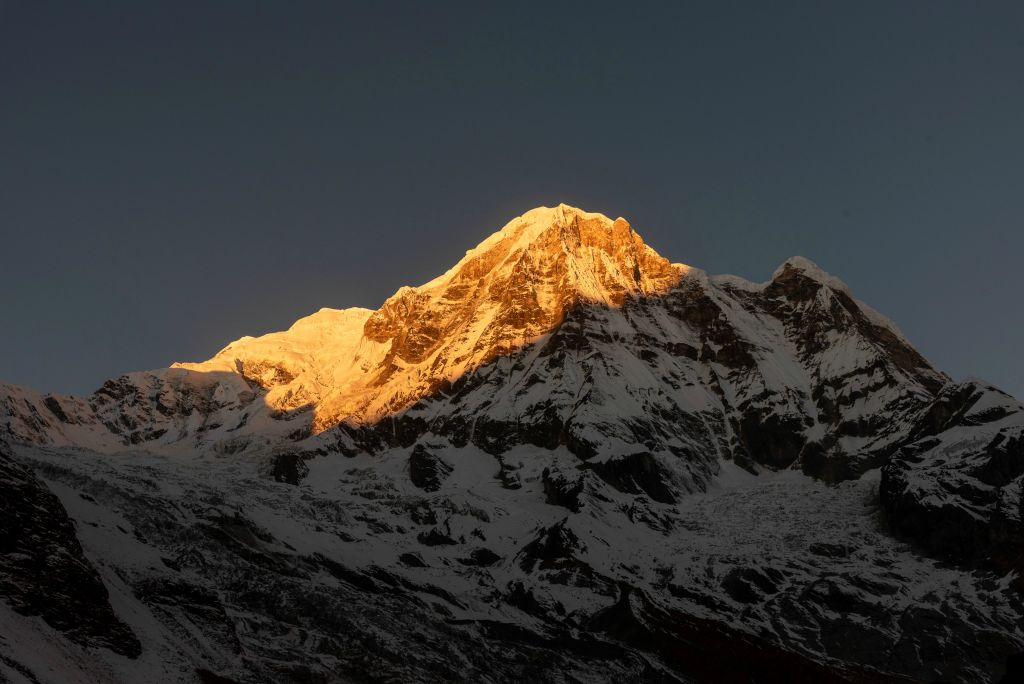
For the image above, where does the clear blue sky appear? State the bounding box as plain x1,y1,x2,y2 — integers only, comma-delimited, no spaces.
1,1,1022,398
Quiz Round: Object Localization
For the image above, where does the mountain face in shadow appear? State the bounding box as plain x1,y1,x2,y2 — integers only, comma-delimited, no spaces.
1,204,1021,682
0,205,946,478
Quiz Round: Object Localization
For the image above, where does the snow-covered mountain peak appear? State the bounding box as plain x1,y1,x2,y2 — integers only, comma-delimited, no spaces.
771,255,851,292
184,204,677,391
766,254,920,348
414,203,687,304
0,204,946,456
2,205,1021,684
166,205,690,431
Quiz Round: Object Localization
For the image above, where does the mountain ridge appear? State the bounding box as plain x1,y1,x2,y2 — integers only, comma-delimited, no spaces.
1,205,944,458
0,203,953,503
1,204,1021,683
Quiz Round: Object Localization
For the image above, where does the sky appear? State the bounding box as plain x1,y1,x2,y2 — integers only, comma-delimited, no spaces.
1,1,1022,398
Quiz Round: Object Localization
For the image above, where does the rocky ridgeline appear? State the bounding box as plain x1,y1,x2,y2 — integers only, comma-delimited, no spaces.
0,444,140,658
0,205,1021,682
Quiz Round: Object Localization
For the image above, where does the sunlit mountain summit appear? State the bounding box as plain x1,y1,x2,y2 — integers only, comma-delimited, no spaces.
1,205,1022,682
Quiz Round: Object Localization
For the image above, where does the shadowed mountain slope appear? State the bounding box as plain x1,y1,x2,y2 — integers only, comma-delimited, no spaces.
1,205,1021,683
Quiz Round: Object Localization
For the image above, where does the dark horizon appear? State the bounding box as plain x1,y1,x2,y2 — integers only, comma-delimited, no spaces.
2,1,1022,398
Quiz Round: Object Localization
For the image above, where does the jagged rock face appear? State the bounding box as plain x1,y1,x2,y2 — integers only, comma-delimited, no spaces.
349,206,685,429
881,380,1024,582
725,261,946,481
1,204,1022,682
0,445,140,657
363,210,681,364
6,438,1021,683
407,444,453,492
337,255,946,496
0,204,945,491
269,451,310,485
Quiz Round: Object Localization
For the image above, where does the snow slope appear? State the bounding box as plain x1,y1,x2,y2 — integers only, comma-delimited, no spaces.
1,204,1021,682
1,205,945,484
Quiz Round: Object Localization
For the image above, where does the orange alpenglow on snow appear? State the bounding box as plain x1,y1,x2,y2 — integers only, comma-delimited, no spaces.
174,204,690,431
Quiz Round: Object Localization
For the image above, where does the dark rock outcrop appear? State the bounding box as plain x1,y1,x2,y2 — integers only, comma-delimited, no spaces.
517,521,585,573
0,446,140,657
408,444,453,492
881,381,1024,583
269,451,310,485
586,452,679,504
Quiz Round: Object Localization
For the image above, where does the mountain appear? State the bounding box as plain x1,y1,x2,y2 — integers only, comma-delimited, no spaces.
1,204,1021,683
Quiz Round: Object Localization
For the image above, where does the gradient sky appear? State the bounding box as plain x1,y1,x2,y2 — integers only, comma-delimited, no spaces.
1,1,1022,398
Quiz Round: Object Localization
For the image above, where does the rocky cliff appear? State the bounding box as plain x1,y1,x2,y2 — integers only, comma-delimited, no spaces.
1,204,1020,682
